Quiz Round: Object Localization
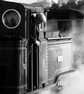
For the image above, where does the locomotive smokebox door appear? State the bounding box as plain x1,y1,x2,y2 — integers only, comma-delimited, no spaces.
0,1,25,37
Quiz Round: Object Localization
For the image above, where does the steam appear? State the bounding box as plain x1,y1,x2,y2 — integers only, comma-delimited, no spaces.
39,19,84,94
59,19,84,94
72,20,84,67
61,68,84,94
38,88,53,94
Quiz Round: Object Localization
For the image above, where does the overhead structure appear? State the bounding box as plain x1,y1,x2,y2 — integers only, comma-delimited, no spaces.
47,8,84,20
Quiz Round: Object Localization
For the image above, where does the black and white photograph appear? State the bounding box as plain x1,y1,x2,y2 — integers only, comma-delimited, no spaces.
0,0,84,94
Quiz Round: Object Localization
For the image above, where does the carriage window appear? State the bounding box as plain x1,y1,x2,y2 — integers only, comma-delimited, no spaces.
2,9,21,29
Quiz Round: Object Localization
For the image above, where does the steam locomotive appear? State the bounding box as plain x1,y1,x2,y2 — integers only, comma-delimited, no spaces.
0,1,76,94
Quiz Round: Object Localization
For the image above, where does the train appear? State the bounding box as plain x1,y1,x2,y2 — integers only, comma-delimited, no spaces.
1,0,83,94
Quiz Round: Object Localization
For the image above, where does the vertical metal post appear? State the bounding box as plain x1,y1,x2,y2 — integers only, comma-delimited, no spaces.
24,42,27,90
31,43,33,91
36,46,39,89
